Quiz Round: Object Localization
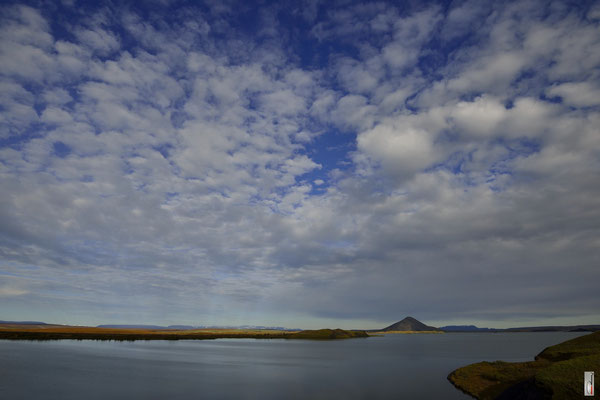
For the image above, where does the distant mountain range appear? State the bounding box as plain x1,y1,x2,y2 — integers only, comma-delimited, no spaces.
440,324,600,332
378,318,600,333
2,318,599,333
380,316,442,331
440,325,496,332
503,325,600,332
97,324,170,330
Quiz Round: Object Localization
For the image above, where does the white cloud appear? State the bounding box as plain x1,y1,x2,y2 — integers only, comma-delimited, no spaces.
42,88,73,105
447,51,527,94
382,42,418,69
336,58,380,94
331,94,376,131
75,27,120,56
451,96,507,137
0,80,38,138
0,287,28,296
357,118,436,182
260,89,306,116
589,3,600,20
381,7,441,69
441,0,488,40
0,5,52,48
547,82,600,107
309,90,337,122
41,107,73,125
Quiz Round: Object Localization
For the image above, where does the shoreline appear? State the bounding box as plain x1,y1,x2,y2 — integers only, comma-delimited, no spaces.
369,330,443,334
448,331,600,399
0,326,369,341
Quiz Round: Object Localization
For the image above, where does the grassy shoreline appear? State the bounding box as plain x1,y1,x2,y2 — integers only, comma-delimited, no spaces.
0,325,369,341
448,331,600,399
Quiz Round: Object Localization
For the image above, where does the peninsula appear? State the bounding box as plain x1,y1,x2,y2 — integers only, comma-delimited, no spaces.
448,330,600,399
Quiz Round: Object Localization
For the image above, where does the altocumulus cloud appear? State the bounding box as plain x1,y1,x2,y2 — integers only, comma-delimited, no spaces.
0,0,599,329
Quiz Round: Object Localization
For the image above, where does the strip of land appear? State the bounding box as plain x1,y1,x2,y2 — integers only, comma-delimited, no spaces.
369,330,443,334
0,324,368,341
448,330,600,399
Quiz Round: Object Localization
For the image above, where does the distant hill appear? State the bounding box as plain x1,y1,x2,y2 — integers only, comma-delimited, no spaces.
381,317,441,331
97,324,168,330
441,325,496,332
166,325,198,330
441,324,600,332
97,324,205,330
0,320,48,325
504,325,600,332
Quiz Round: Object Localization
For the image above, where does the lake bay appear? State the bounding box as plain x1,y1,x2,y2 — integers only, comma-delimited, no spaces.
0,332,585,399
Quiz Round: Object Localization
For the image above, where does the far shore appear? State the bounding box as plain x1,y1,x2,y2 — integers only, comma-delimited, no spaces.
0,324,368,341
369,330,444,334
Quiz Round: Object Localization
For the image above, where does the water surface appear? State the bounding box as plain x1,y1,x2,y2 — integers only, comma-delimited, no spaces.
0,332,585,399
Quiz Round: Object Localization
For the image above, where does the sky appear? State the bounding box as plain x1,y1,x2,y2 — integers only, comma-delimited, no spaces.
0,0,599,330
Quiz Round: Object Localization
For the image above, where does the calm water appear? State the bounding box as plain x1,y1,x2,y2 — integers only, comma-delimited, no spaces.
0,332,586,399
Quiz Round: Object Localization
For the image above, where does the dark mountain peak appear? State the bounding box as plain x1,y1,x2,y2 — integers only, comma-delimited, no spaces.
401,316,419,323
382,316,440,332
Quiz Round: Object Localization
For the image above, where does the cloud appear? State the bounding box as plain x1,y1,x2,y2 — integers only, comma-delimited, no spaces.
75,27,120,56
331,94,376,131
357,118,436,182
547,82,600,107
0,286,28,297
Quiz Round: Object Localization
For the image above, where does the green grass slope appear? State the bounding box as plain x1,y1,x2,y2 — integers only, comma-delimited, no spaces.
448,331,600,399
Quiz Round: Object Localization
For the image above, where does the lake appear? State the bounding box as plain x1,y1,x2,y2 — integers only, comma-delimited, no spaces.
0,332,586,399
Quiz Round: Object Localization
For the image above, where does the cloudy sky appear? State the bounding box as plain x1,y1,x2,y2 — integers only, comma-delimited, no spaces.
1,0,599,329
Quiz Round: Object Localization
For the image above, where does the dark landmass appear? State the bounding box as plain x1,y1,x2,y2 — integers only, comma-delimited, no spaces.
448,330,600,399
165,325,197,330
441,325,496,332
441,324,600,332
98,324,168,330
0,324,367,341
379,316,442,332
286,329,368,340
0,320,49,325
226,325,290,330
504,325,600,332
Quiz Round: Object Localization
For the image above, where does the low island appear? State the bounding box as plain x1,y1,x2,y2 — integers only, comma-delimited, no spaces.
448,330,600,399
